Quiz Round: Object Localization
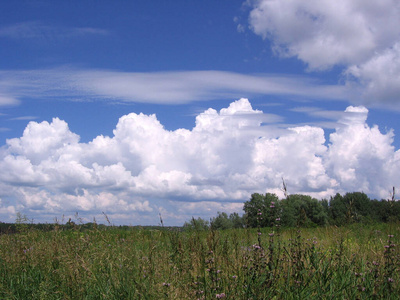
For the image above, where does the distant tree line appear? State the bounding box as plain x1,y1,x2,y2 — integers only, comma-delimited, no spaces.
183,190,400,230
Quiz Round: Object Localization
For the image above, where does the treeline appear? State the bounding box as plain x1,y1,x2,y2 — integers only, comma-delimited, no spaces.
0,221,176,235
0,222,105,235
184,191,400,230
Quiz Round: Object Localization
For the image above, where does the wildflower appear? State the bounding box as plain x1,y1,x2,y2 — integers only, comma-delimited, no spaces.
216,269,222,274
388,235,394,238
275,218,280,221
388,278,394,283
257,212,262,215
258,232,262,236
232,275,237,279
163,282,171,287
216,293,226,298
269,233,274,237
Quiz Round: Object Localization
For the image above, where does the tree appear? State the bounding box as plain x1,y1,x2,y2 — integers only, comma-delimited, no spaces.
183,217,209,231
210,212,233,230
342,192,371,222
243,193,280,228
328,193,347,225
280,194,327,227
229,212,245,229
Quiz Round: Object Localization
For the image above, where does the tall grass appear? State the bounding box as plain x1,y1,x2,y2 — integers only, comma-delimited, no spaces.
0,222,399,299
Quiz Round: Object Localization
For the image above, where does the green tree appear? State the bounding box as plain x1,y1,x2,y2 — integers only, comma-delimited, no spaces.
210,212,233,230
243,193,280,228
329,192,377,225
328,193,347,226
343,192,372,222
229,212,245,229
183,217,209,231
281,194,327,227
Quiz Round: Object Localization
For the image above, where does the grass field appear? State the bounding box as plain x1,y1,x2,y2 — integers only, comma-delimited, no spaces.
0,222,399,299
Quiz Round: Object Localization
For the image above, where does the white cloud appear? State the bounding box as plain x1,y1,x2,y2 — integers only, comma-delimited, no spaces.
0,94,19,106
326,106,398,196
246,0,400,107
0,22,109,40
248,0,400,70
0,69,347,106
345,42,400,107
0,98,398,225
6,118,80,164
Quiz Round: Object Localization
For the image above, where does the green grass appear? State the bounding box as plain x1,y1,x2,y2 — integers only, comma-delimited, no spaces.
0,223,399,299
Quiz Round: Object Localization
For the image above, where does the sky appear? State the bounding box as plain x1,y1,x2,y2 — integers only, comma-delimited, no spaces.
1,0,400,226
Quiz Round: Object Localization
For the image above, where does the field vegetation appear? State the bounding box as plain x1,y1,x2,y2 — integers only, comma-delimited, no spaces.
0,190,399,299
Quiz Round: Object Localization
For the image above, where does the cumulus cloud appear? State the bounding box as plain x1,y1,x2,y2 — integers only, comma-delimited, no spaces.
345,42,400,107
0,98,398,225
246,0,400,107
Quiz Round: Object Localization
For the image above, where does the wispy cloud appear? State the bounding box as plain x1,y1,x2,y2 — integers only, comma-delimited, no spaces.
291,106,346,120
289,106,350,129
9,116,38,121
0,68,348,106
0,94,19,106
0,21,109,41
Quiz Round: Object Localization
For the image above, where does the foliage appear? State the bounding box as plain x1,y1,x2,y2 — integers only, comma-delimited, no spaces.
243,193,280,228
229,212,245,229
280,194,328,227
210,212,245,230
241,190,400,229
0,223,399,299
183,217,210,231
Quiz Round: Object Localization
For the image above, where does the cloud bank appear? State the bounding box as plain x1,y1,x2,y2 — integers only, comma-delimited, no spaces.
246,0,400,108
0,98,398,225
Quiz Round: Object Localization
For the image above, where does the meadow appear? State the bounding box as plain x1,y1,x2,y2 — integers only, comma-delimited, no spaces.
0,222,399,299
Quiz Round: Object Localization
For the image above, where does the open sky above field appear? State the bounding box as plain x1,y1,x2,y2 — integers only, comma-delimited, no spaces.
1,0,400,225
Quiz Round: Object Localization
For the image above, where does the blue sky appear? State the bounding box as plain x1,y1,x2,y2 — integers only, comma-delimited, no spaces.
1,0,400,225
